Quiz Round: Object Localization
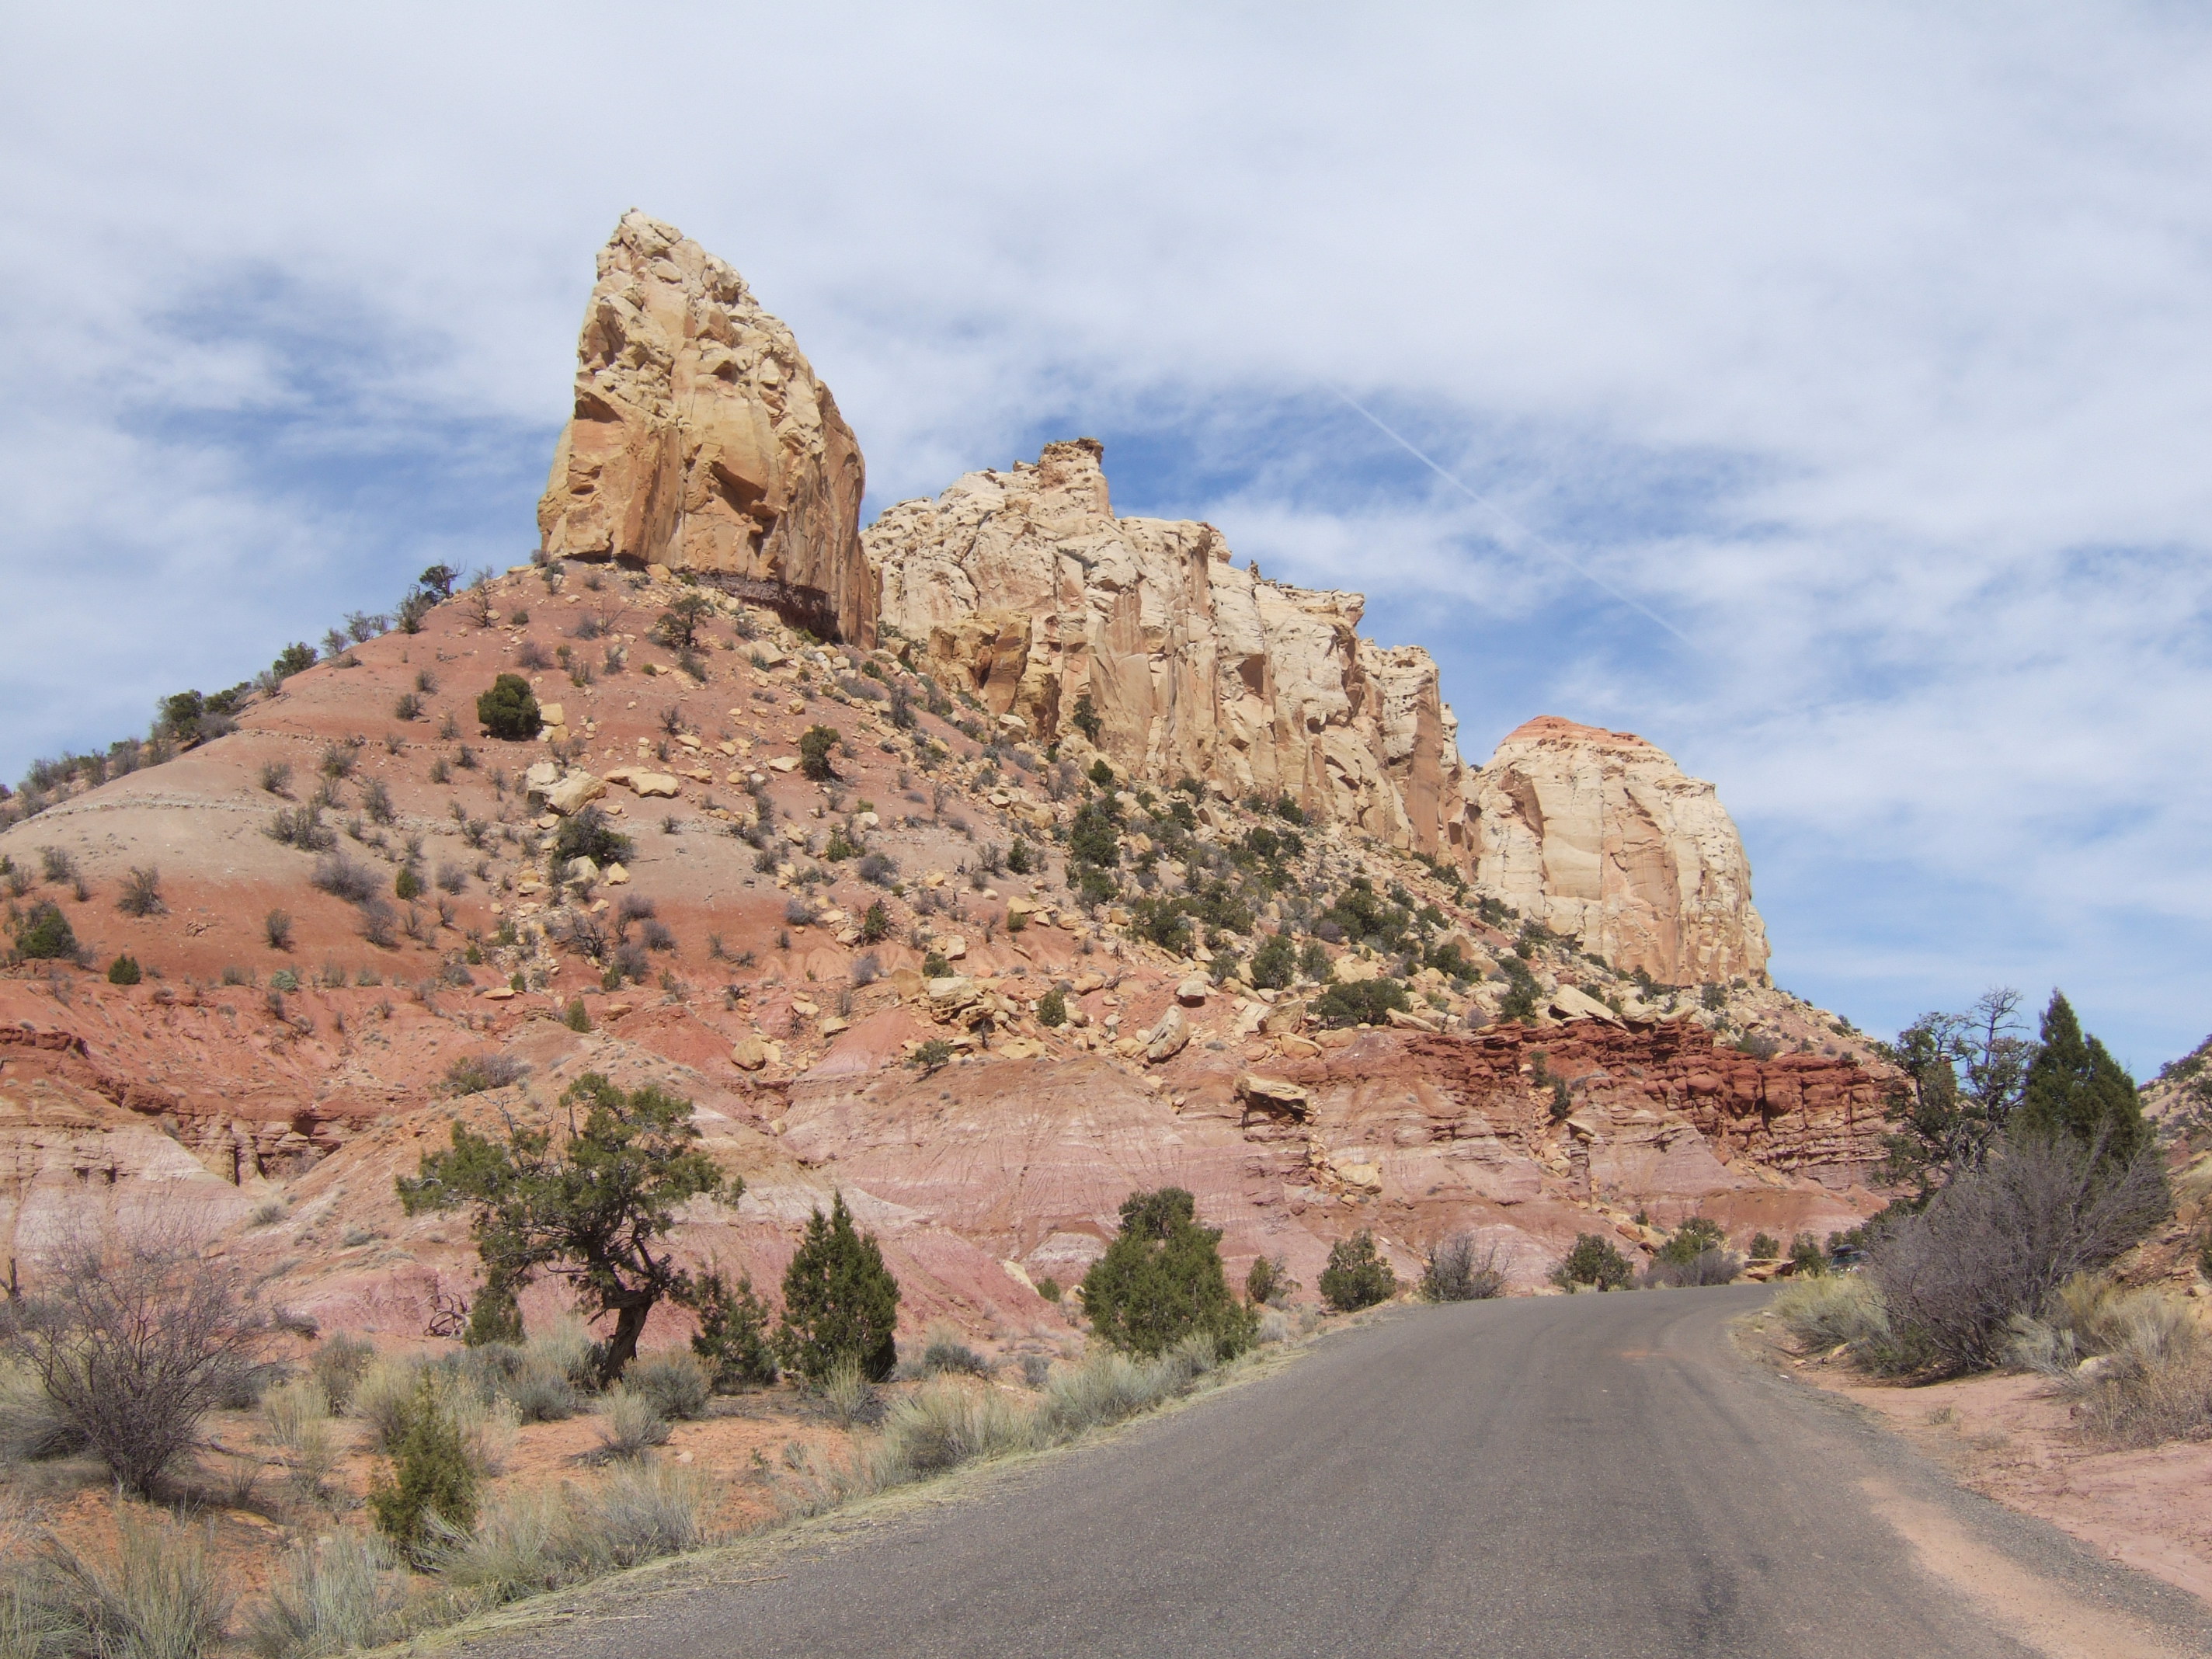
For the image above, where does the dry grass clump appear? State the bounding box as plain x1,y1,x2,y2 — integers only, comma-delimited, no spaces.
2005,1276,2212,1447
0,1358,85,1464
1770,1275,1893,1355
350,1355,515,1475
625,1350,710,1421
23,1508,234,1659
244,1532,408,1659
591,1386,670,1460
430,1462,715,1603
872,1378,1036,1481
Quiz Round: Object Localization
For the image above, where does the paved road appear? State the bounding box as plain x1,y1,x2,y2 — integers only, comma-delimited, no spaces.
482,1286,2212,1657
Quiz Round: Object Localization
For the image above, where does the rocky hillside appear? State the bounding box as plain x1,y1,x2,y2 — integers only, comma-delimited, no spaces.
0,212,1892,1350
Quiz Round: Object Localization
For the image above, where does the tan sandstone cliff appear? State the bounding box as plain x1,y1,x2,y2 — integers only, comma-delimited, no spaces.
1473,718,1770,985
865,440,1769,983
536,210,871,645
865,439,1473,857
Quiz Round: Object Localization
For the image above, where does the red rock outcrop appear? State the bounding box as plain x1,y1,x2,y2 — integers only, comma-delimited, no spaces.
537,210,871,644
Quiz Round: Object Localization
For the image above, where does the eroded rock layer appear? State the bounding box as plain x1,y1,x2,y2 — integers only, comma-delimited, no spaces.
536,210,871,644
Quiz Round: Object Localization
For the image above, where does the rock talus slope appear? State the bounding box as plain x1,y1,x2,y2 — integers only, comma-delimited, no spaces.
537,210,871,645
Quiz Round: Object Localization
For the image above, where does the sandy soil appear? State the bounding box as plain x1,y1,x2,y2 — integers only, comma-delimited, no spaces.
1744,1306,2212,1611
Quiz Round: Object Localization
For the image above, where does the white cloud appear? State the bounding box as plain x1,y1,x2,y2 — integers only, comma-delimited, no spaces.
5,1,2211,1063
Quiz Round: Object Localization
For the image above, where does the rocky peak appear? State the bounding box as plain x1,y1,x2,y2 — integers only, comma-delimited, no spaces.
1471,717,1769,984
537,210,871,644
865,440,1473,856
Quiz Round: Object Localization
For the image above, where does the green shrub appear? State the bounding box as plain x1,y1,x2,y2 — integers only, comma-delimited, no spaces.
689,1269,779,1389
1749,1233,1781,1261
106,955,142,986
1249,933,1297,991
475,673,540,739
1069,692,1101,743
465,1278,525,1347
564,997,591,1032
777,1192,902,1382
1320,1231,1396,1310
1789,1231,1828,1277
1550,1233,1633,1292
1080,1188,1257,1359
1244,1254,1289,1306
14,901,80,962
1033,1275,1062,1302
1035,987,1067,1027
368,1378,479,1558
1311,977,1409,1028
553,805,635,867
798,725,840,781
1657,1216,1728,1267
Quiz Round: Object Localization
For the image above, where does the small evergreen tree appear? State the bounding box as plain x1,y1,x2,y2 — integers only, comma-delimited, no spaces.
464,1277,524,1347
798,725,841,781
777,1192,901,1382
690,1268,780,1389
368,1378,477,1559
106,955,142,986
2013,991,2147,1167
1549,1233,1633,1292
1310,977,1410,1028
650,591,715,651
1035,987,1067,1027
13,902,78,962
1656,1216,1727,1267
1069,691,1102,743
1080,1188,1257,1359
1249,933,1297,991
476,673,541,739
1319,1230,1396,1311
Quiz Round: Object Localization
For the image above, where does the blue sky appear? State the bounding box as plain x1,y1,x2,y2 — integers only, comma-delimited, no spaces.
5,3,2211,1072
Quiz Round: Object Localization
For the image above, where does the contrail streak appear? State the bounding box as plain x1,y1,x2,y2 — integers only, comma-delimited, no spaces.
1330,387,1693,646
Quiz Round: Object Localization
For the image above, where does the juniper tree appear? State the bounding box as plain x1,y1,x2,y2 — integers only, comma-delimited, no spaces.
2013,990,2148,1168
1080,1188,1257,1359
776,1192,901,1382
397,1073,728,1384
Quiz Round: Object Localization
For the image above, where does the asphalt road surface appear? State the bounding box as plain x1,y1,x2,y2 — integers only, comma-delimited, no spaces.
476,1285,2212,1657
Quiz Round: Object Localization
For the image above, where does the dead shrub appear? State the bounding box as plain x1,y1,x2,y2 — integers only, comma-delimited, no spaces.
1420,1233,1508,1301
14,1221,269,1496
1866,1137,2169,1377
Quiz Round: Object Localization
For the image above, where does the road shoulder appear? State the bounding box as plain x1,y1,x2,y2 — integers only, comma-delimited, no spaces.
1736,1302,2212,1616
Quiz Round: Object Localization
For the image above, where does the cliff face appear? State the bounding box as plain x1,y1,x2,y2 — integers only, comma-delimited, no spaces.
866,440,1770,983
536,210,871,645
865,440,1474,856
1472,718,1770,985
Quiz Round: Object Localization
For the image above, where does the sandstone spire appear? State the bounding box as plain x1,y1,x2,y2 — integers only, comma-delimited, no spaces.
1469,716,1770,985
536,210,871,644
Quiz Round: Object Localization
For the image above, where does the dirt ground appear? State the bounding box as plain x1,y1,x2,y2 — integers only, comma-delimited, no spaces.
1741,1306,2212,1610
